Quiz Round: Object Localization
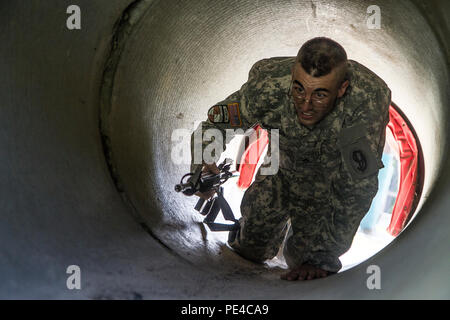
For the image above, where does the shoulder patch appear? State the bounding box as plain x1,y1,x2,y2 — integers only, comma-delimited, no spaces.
338,125,382,180
208,105,229,123
207,103,242,127
227,102,242,127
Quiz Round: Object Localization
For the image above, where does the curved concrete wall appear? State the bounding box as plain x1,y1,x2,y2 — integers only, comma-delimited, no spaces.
1,0,449,299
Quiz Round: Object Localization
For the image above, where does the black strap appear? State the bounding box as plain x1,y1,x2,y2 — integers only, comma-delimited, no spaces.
195,187,240,232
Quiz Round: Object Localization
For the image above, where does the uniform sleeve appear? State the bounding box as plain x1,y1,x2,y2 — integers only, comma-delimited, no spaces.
190,60,270,172
349,85,391,163
290,83,392,273
316,84,391,272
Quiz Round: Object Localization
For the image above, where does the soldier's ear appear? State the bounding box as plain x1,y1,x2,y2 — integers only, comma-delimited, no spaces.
291,61,299,74
337,80,349,98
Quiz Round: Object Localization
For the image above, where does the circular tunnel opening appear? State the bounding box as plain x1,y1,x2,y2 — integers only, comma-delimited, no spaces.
2,0,450,300
100,0,447,280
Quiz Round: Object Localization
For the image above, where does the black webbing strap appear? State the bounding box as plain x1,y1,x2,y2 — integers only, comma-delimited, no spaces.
195,187,240,232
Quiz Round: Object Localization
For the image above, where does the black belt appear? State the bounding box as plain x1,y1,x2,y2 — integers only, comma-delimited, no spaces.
194,187,240,232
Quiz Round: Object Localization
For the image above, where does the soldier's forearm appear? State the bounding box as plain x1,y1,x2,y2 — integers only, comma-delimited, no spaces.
190,120,228,171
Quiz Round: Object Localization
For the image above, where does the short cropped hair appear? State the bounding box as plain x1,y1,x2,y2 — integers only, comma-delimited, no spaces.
296,37,348,84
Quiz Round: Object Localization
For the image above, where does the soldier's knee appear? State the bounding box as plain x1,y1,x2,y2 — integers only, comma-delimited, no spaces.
229,243,272,264
228,229,279,263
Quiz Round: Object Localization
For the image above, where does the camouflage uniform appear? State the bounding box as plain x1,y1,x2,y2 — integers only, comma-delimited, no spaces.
191,57,391,272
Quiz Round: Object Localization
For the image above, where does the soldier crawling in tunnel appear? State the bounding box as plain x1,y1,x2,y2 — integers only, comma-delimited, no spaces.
190,37,391,281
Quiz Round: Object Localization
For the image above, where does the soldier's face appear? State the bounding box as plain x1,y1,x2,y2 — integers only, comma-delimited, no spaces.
291,63,348,127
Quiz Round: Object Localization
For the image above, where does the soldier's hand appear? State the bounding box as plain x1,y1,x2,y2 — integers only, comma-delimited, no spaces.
281,264,330,281
202,163,220,175
194,163,220,200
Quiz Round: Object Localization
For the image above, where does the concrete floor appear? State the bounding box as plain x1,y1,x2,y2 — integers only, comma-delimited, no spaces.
1,0,449,299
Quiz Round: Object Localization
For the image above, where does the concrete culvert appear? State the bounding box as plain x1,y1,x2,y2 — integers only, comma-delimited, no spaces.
1,0,449,299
